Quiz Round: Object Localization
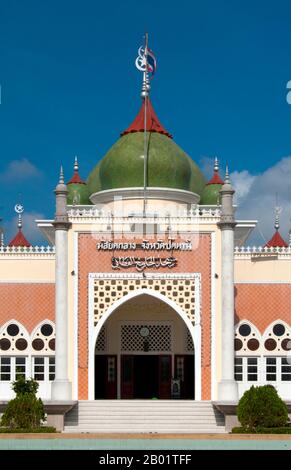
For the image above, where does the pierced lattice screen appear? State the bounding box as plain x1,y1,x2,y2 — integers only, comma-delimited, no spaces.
93,276,197,325
186,329,194,352
95,326,106,352
121,324,172,352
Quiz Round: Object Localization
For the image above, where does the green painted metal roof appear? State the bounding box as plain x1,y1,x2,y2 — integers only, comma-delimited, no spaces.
87,132,206,195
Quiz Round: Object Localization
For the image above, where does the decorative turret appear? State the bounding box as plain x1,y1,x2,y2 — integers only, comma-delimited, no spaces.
54,166,69,225
52,165,72,400
265,206,287,248
68,156,86,184
8,204,31,247
67,157,91,205
219,166,236,227
217,166,238,401
200,157,224,205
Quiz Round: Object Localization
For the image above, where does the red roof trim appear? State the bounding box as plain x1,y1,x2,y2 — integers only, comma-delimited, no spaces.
207,171,224,185
67,172,86,185
265,230,288,248
121,97,172,139
8,229,31,247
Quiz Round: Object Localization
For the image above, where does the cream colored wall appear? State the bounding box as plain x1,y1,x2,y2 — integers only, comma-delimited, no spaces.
67,229,76,392
214,228,222,399
69,221,219,239
235,258,291,282
99,198,190,216
0,258,55,282
102,296,190,354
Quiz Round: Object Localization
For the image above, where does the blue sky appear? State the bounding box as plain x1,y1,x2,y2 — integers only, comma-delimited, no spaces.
1,0,291,244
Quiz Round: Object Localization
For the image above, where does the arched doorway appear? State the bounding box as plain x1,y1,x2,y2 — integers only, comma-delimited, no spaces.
88,290,201,400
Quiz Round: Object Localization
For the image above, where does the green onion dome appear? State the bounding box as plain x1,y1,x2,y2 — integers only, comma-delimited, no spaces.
67,157,91,205
87,98,206,196
200,158,224,205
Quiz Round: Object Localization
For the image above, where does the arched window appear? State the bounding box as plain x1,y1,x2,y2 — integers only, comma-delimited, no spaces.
234,321,261,383
31,321,55,382
0,321,30,382
262,321,291,384
234,319,291,397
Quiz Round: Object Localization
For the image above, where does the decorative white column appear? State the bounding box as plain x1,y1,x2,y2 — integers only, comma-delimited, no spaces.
217,167,238,401
51,167,72,400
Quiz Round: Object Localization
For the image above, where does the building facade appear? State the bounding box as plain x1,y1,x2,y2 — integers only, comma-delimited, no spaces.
1,89,291,408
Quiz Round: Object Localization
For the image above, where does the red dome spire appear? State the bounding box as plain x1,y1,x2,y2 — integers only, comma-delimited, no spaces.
121,97,172,139
265,231,288,248
8,203,31,247
8,229,31,247
265,208,288,248
67,156,86,185
207,157,224,185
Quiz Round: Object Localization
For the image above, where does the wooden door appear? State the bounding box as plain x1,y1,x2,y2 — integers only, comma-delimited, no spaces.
159,355,171,398
121,355,134,398
175,355,194,399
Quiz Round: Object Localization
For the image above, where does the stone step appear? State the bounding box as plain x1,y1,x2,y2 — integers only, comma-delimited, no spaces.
64,401,225,434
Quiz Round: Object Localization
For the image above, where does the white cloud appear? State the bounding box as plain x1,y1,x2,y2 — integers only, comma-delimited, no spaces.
231,157,291,245
231,170,256,204
4,212,46,245
0,159,42,182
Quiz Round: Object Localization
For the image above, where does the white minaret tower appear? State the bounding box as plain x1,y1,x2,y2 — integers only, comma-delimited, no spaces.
217,166,238,401
51,167,72,400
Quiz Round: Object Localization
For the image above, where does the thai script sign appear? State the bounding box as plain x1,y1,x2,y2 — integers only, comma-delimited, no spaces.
111,256,177,271
97,240,192,251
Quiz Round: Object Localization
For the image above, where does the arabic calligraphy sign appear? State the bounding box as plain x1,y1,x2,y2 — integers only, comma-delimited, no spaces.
112,256,177,272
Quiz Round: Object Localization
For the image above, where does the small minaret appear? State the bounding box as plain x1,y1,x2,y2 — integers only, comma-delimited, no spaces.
265,205,288,248
208,157,224,185
67,156,86,185
54,167,69,224
51,167,72,401
8,204,31,247
217,166,238,401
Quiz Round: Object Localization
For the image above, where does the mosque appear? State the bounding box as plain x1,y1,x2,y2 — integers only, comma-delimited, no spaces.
0,51,290,432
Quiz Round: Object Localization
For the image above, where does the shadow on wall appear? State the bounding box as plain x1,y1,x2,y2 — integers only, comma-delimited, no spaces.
234,286,240,324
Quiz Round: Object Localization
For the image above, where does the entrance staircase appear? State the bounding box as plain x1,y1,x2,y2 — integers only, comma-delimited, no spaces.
64,400,225,433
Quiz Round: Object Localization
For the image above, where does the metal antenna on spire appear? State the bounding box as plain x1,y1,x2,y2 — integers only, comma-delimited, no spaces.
136,33,151,99
225,165,230,183
14,202,24,230
143,32,149,217
135,33,157,218
274,193,282,230
59,166,64,184
214,156,219,172
74,156,79,173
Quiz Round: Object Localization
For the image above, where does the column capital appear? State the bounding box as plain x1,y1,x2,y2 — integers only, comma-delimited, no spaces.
218,218,236,230
52,220,71,231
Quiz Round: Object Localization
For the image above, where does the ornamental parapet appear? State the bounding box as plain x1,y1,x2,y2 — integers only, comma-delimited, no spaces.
67,207,221,223
0,245,55,258
234,246,291,259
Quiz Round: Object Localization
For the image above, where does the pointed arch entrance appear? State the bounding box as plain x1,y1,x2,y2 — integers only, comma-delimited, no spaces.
88,288,201,400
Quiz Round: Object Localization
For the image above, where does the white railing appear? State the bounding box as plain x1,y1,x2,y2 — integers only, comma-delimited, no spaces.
0,246,55,254
235,246,291,255
67,207,221,219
